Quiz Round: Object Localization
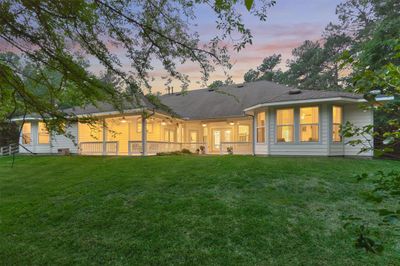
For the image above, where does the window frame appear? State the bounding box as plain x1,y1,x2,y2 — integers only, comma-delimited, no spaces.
164,128,176,142
37,121,50,145
256,112,266,143
137,117,153,134
299,106,320,143
276,108,294,143
21,122,32,145
332,105,343,143
238,124,250,142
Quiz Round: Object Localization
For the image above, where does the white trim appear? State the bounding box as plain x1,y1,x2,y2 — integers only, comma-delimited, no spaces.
11,108,147,122
11,117,41,122
375,96,394,101
244,97,365,112
75,108,145,118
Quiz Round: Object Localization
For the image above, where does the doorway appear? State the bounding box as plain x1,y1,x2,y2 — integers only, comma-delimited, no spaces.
211,129,232,152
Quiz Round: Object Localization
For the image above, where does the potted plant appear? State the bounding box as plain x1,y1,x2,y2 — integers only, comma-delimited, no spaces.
199,145,206,154
227,146,233,155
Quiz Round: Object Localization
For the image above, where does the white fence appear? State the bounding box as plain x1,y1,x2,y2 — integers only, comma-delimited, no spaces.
79,141,119,155
0,144,18,156
220,142,252,155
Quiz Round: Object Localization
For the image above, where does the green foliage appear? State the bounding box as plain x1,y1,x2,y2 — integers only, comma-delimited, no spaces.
0,0,276,127
243,68,260,82
354,225,384,254
345,170,400,252
243,54,283,83
207,80,224,89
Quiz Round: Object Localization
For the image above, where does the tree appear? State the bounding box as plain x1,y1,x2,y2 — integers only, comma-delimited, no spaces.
243,69,260,82
0,0,276,132
243,54,283,83
333,0,400,251
208,80,224,89
284,40,327,90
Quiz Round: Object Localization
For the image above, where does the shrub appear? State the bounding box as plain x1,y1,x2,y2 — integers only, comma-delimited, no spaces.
181,148,192,154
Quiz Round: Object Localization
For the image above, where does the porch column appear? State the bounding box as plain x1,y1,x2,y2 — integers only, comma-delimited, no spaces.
252,113,256,156
141,114,147,156
102,118,106,156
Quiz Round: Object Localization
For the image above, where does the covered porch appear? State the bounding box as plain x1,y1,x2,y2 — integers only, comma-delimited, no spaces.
78,113,253,156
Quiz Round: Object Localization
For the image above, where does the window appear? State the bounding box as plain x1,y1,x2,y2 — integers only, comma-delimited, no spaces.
38,122,50,144
300,107,319,142
137,118,153,133
22,122,31,144
189,130,198,143
256,112,265,143
332,106,343,142
165,129,175,142
238,125,250,142
276,109,294,142
202,127,207,142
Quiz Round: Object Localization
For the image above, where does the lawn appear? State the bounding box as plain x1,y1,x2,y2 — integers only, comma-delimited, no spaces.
0,155,399,265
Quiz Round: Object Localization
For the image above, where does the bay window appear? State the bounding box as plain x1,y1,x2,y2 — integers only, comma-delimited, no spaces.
276,109,294,142
256,112,265,143
332,106,343,142
300,107,319,142
22,122,31,144
38,122,50,144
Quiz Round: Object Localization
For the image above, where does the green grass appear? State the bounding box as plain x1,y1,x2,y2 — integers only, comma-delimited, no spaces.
0,155,399,265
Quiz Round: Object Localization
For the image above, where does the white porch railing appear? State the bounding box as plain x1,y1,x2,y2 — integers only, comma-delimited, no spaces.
79,141,119,155
220,142,252,155
79,141,251,155
0,144,18,156
128,141,207,155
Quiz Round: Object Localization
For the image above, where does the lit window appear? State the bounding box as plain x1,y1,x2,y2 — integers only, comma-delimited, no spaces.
332,106,343,142
22,122,31,144
256,112,265,143
238,125,250,142
137,118,153,133
165,129,175,142
300,107,319,142
38,122,50,144
203,127,207,142
276,109,294,142
189,130,198,143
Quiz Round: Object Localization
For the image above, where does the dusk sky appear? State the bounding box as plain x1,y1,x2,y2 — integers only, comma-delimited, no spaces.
145,0,343,93
0,0,343,94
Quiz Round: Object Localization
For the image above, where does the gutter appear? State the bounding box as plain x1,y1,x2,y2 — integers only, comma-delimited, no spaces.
243,97,365,113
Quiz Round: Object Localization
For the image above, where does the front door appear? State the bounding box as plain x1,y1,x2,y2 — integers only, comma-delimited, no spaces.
211,129,232,152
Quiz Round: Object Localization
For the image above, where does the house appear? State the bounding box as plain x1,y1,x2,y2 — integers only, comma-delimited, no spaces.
15,80,374,156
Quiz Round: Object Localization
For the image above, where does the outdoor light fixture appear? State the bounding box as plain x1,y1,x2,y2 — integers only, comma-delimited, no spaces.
202,123,207,127
229,122,235,126
120,116,127,123
161,121,166,126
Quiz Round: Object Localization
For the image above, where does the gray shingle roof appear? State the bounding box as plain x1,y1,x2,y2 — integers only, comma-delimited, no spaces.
159,80,362,119
14,81,363,121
